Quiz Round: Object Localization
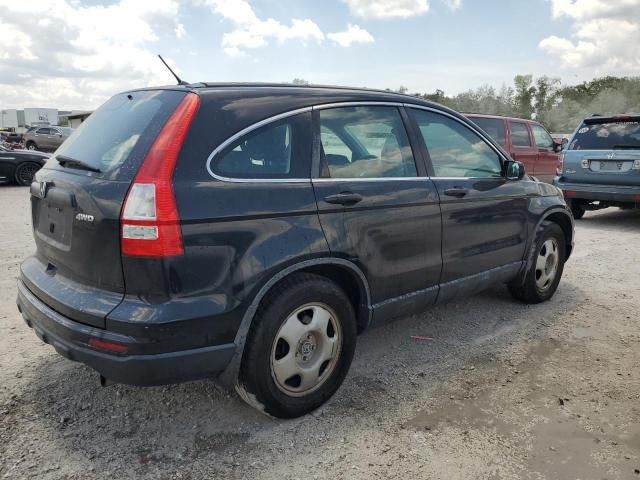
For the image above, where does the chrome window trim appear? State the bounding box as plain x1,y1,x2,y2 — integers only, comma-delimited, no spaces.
205,106,313,183
403,103,511,180
206,101,417,183
314,101,404,109
206,100,509,183
313,177,426,183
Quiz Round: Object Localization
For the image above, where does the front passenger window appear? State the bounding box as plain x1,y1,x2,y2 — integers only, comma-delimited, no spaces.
411,110,502,178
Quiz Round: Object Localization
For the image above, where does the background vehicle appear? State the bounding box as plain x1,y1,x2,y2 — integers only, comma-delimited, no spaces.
555,114,640,219
466,114,563,183
17,84,573,418
0,145,49,185
24,126,73,152
552,133,571,149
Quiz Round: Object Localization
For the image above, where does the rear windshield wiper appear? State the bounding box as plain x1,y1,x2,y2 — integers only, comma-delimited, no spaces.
612,144,640,150
56,155,101,173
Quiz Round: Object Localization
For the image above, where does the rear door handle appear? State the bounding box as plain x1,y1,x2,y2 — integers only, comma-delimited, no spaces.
324,192,363,206
444,187,468,198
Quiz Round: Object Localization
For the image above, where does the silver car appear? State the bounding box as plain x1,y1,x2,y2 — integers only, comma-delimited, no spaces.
24,126,73,152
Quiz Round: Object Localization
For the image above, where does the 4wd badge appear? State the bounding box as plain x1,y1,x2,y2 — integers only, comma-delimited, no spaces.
75,213,94,223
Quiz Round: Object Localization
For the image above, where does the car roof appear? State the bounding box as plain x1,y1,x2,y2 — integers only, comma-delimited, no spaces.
129,82,448,111
464,113,541,124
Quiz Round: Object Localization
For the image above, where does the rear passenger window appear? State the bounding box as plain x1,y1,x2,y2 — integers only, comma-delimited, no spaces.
319,106,417,178
212,112,312,179
510,122,532,147
412,109,502,178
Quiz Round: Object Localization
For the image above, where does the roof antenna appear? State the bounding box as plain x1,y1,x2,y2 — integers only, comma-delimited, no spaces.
158,54,188,86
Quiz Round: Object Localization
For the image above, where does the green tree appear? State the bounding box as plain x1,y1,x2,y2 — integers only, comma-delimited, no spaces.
513,74,536,119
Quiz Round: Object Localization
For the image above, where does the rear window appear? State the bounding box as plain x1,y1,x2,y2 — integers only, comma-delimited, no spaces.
468,117,506,146
509,122,531,147
569,121,640,150
48,90,185,179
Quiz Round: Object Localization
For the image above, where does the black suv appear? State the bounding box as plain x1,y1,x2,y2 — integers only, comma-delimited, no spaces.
17,84,574,418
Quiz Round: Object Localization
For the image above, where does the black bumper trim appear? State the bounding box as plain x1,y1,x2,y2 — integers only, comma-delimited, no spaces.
17,280,236,386
555,180,640,203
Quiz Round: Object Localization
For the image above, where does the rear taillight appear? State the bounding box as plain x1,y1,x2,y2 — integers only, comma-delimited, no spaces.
88,337,129,354
121,93,200,257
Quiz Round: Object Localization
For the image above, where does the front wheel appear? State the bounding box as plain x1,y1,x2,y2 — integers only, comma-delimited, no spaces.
236,273,357,418
15,162,40,186
25,141,38,151
508,221,566,304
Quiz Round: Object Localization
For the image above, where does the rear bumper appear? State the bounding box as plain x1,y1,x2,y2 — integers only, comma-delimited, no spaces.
554,179,640,204
16,279,235,386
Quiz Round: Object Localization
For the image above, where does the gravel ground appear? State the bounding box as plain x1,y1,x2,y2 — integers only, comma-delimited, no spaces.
1,184,639,480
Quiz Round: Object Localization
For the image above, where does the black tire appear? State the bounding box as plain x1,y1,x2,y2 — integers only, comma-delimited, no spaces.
236,273,357,418
25,141,38,151
567,199,585,219
14,162,40,186
508,221,566,304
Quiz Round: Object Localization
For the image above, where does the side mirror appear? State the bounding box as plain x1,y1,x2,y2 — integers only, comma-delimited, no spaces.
505,160,526,180
552,141,563,153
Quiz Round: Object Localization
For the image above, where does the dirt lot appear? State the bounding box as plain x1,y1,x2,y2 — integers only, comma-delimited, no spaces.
1,184,639,480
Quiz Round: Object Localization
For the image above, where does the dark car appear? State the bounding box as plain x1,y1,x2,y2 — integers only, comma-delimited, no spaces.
555,114,640,218
0,145,49,185
16,84,574,418
465,114,563,184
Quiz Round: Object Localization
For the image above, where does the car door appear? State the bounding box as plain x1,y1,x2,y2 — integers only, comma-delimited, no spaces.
34,128,51,149
0,147,16,180
530,123,559,183
508,121,537,173
47,127,62,150
408,107,531,303
312,104,442,325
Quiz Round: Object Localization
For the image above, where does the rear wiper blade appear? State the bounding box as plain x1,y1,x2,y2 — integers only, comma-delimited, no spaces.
612,144,640,150
56,155,101,173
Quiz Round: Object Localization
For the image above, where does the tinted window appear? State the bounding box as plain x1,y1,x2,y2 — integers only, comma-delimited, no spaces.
36,128,51,135
569,121,640,150
412,110,502,178
531,124,554,148
469,117,506,146
51,90,185,177
319,106,417,178
510,122,531,147
212,112,311,179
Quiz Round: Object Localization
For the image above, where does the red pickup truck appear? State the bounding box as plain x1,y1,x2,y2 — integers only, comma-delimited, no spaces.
465,114,563,184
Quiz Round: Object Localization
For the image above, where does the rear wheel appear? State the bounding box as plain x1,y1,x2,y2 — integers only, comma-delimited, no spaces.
236,273,357,418
14,162,40,186
567,199,586,219
509,221,566,304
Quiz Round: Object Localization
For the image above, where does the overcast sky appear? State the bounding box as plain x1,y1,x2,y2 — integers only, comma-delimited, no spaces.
0,0,639,110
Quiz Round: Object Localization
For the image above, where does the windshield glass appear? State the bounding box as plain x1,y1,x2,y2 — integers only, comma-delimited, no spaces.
49,89,185,177
569,121,640,150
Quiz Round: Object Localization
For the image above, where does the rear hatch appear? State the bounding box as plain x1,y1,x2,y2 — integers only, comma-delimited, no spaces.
23,89,187,328
562,116,640,186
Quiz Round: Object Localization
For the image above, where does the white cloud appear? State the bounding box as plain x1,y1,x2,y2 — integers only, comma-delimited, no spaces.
328,24,375,47
200,0,324,56
442,0,461,10
341,0,429,19
0,0,185,109
539,0,640,72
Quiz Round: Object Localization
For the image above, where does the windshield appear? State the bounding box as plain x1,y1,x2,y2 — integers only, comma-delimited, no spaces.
569,121,640,150
49,89,185,178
